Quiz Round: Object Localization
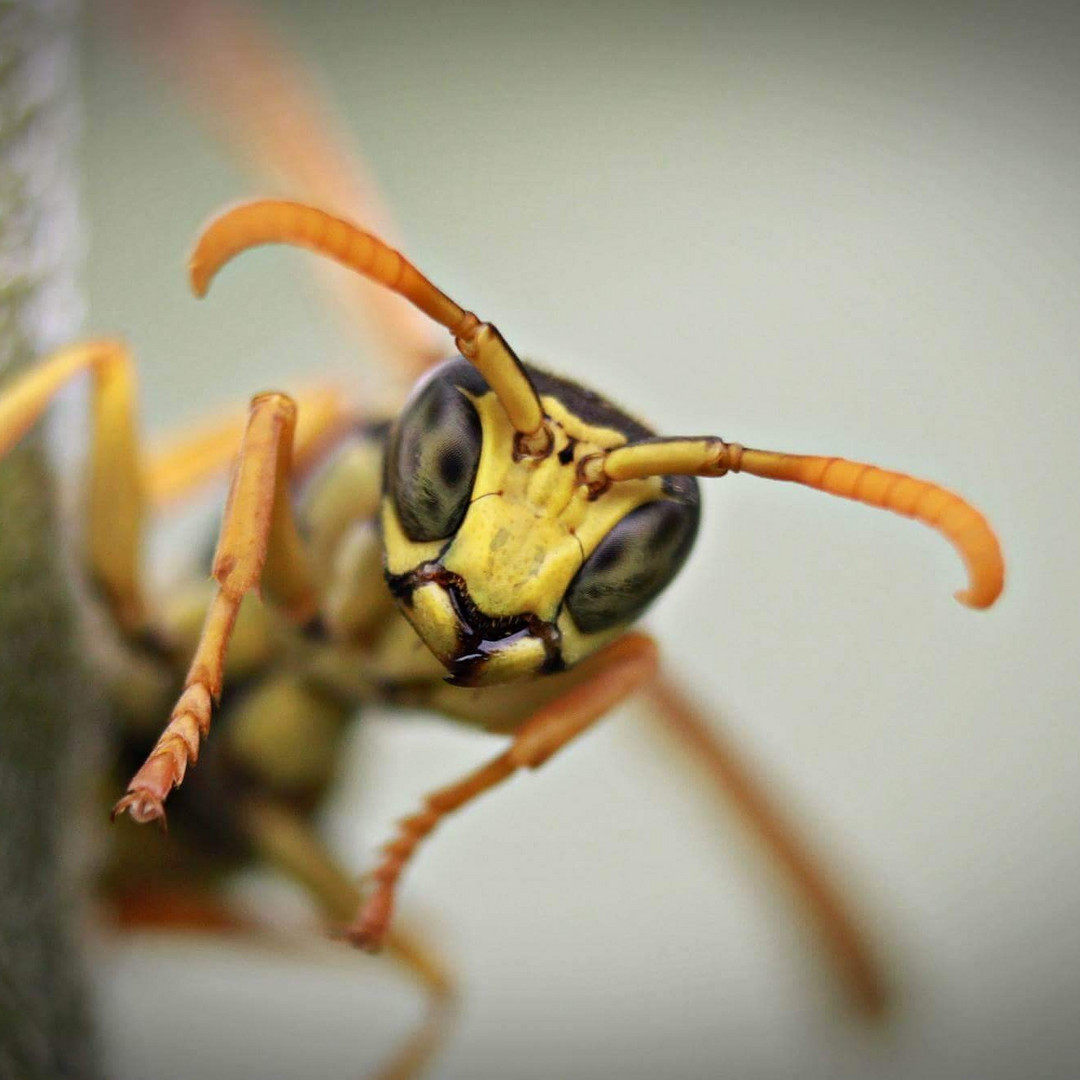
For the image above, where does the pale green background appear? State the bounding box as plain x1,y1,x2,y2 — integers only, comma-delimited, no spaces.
79,2,1078,1079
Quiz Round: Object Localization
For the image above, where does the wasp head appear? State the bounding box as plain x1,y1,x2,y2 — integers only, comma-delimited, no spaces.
381,359,701,686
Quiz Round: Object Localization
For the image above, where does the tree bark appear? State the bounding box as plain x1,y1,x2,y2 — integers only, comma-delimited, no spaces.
0,1,100,1077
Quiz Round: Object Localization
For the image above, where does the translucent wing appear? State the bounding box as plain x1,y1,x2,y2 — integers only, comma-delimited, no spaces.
107,0,442,393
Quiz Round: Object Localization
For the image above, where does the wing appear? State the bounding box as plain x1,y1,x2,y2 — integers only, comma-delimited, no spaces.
105,0,443,396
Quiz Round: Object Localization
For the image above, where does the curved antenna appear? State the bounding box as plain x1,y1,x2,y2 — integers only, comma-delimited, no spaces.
582,436,1004,609
115,0,441,381
189,199,550,450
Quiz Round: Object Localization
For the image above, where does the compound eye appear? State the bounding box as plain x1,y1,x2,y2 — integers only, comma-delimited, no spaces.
565,499,699,634
387,373,483,542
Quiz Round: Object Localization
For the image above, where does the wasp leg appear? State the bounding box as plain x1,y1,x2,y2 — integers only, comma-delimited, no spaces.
144,385,350,507
0,340,147,631
106,874,453,1080
643,674,889,1018
241,798,456,1080
113,392,320,825
346,632,660,950
0,341,349,622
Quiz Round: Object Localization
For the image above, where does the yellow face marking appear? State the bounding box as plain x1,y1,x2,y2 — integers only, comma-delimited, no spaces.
541,393,628,449
554,607,627,670
461,635,548,687
406,582,465,662
441,390,663,622
382,490,444,576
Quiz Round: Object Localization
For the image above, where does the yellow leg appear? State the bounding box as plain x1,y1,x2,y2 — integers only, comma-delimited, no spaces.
643,674,889,1017
113,392,319,826
346,632,660,950
0,338,356,693
0,341,350,622
144,385,351,506
0,339,145,630
241,798,456,1080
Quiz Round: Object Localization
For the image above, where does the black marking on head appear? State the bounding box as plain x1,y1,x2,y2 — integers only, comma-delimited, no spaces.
416,357,700,496
383,560,564,684
524,363,700,506
526,365,652,442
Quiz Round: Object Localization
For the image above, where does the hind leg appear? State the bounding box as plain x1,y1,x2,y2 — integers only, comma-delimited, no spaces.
106,875,454,1080
642,673,889,1017
241,798,457,1080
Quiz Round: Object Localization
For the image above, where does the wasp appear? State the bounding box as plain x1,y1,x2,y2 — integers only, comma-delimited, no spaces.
0,193,1003,1068
1,4,1006,1077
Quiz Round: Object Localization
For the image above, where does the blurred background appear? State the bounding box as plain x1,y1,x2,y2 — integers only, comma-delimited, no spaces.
73,1,1078,1078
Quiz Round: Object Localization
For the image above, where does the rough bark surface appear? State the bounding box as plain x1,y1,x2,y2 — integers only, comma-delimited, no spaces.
0,1,100,1077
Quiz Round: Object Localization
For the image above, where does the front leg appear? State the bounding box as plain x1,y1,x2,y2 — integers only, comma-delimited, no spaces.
113,391,318,825
346,632,659,950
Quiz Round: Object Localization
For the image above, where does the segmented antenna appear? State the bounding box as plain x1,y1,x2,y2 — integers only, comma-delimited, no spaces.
586,436,1004,609
189,199,548,448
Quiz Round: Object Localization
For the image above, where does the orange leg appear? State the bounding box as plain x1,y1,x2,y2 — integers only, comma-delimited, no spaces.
113,392,320,826
643,674,889,1017
346,633,660,950
240,798,457,1080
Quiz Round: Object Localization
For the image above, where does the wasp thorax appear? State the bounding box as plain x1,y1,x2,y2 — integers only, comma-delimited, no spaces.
382,359,700,686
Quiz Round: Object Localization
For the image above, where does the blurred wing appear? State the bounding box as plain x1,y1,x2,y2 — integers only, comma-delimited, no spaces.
107,0,443,396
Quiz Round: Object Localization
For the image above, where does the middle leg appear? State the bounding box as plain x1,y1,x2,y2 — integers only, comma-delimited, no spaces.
346,632,660,950
241,798,456,1080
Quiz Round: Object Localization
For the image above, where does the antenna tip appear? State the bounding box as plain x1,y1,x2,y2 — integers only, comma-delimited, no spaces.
187,254,210,298
953,573,1004,610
